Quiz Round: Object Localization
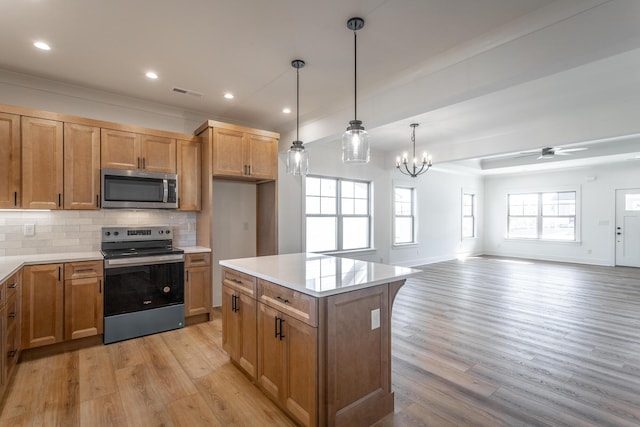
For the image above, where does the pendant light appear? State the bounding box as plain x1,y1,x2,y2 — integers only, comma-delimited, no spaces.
342,17,370,164
286,59,309,176
396,123,433,177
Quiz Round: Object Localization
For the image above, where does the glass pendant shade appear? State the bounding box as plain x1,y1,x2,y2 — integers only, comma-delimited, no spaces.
342,120,370,163
286,140,308,176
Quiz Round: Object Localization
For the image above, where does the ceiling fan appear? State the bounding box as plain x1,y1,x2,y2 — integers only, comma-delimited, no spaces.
518,146,588,160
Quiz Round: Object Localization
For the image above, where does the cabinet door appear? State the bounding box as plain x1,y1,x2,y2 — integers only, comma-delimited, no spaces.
22,264,64,348
185,264,210,317
141,135,176,173
64,275,104,340
258,302,284,403
246,134,277,180
212,128,245,177
282,314,317,427
177,140,202,211
223,285,257,379
101,129,141,170
21,117,64,209
64,123,101,209
0,113,20,208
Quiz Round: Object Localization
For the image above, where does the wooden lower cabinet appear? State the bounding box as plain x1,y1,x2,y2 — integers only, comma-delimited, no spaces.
64,261,103,340
257,303,317,427
222,284,257,379
22,264,64,349
185,253,211,318
22,261,104,350
1,270,21,396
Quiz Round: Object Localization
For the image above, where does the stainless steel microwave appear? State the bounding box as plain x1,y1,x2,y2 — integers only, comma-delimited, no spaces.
101,168,178,209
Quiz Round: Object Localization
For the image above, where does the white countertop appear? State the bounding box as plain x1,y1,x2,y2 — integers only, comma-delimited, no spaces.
179,246,211,254
219,253,421,297
0,252,104,283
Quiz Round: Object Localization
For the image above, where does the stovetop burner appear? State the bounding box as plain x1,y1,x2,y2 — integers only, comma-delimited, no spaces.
101,226,183,259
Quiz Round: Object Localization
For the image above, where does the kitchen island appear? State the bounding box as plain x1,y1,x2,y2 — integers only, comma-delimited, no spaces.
220,253,420,427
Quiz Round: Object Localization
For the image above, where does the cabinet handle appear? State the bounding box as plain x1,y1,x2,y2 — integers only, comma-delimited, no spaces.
8,283,16,289
58,193,61,207
14,191,17,206
58,266,61,281
143,157,146,169
8,350,17,358
186,271,190,282
8,312,16,318
279,317,285,340
276,296,290,304
99,279,102,294
248,165,251,176
96,194,99,208
274,316,279,338
137,157,141,168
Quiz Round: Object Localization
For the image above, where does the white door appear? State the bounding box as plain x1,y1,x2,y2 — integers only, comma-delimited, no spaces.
615,188,640,267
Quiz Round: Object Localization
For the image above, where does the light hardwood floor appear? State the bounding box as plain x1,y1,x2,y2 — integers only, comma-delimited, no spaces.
1,256,639,426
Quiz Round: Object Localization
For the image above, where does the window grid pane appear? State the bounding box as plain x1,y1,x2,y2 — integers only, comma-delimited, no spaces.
306,176,371,252
462,193,475,238
508,191,576,241
394,186,415,244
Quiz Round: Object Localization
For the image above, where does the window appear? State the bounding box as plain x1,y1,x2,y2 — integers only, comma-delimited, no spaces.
394,186,415,244
507,191,576,240
305,176,371,252
462,193,475,238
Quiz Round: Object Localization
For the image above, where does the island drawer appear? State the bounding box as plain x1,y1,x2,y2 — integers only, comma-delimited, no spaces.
222,267,257,297
65,260,103,279
258,279,318,327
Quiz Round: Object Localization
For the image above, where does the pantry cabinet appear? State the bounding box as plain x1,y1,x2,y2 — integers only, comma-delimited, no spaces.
221,268,257,379
0,112,20,208
101,129,177,173
64,123,101,210
64,261,104,340
22,264,64,349
184,252,211,317
177,139,202,211
212,127,277,181
21,117,64,209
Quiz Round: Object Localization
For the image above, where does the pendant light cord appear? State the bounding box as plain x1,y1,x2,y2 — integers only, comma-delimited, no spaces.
353,30,358,121
296,66,300,142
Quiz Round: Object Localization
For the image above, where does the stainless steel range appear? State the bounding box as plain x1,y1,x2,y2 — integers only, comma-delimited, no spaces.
101,226,185,344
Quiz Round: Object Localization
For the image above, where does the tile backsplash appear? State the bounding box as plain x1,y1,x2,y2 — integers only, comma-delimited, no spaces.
0,210,197,256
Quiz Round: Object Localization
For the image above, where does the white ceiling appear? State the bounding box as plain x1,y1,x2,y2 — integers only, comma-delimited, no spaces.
1,0,639,173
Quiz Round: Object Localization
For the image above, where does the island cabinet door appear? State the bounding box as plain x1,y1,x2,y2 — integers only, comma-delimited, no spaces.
222,284,257,379
257,302,317,427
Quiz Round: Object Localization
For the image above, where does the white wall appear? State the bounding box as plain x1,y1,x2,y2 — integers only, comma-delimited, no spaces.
483,161,640,266
277,140,484,267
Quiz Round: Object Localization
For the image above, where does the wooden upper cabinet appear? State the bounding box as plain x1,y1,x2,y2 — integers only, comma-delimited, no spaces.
0,113,21,208
212,128,245,177
21,117,64,209
101,129,140,170
141,135,176,173
177,140,202,211
64,123,101,210
102,129,176,173
212,127,277,181
246,134,277,180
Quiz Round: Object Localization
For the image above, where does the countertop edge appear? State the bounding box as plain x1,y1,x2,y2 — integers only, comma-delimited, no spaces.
0,252,104,283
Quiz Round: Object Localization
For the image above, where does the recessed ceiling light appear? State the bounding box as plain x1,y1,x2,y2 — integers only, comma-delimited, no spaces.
145,71,159,79
282,107,291,114
34,41,51,51
224,92,234,99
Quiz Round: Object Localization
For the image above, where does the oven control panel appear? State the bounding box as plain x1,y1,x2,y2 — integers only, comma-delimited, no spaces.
102,226,172,242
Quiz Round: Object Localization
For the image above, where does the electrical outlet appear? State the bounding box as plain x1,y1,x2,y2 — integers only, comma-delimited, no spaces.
24,224,35,237
371,308,380,330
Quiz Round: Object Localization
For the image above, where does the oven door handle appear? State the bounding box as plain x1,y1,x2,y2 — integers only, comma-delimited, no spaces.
104,254,184,268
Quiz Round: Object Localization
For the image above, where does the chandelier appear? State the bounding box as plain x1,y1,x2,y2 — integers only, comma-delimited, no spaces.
396,123,432,177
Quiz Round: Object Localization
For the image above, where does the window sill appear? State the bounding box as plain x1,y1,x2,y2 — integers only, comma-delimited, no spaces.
505,238,581,245
392,243,418,249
